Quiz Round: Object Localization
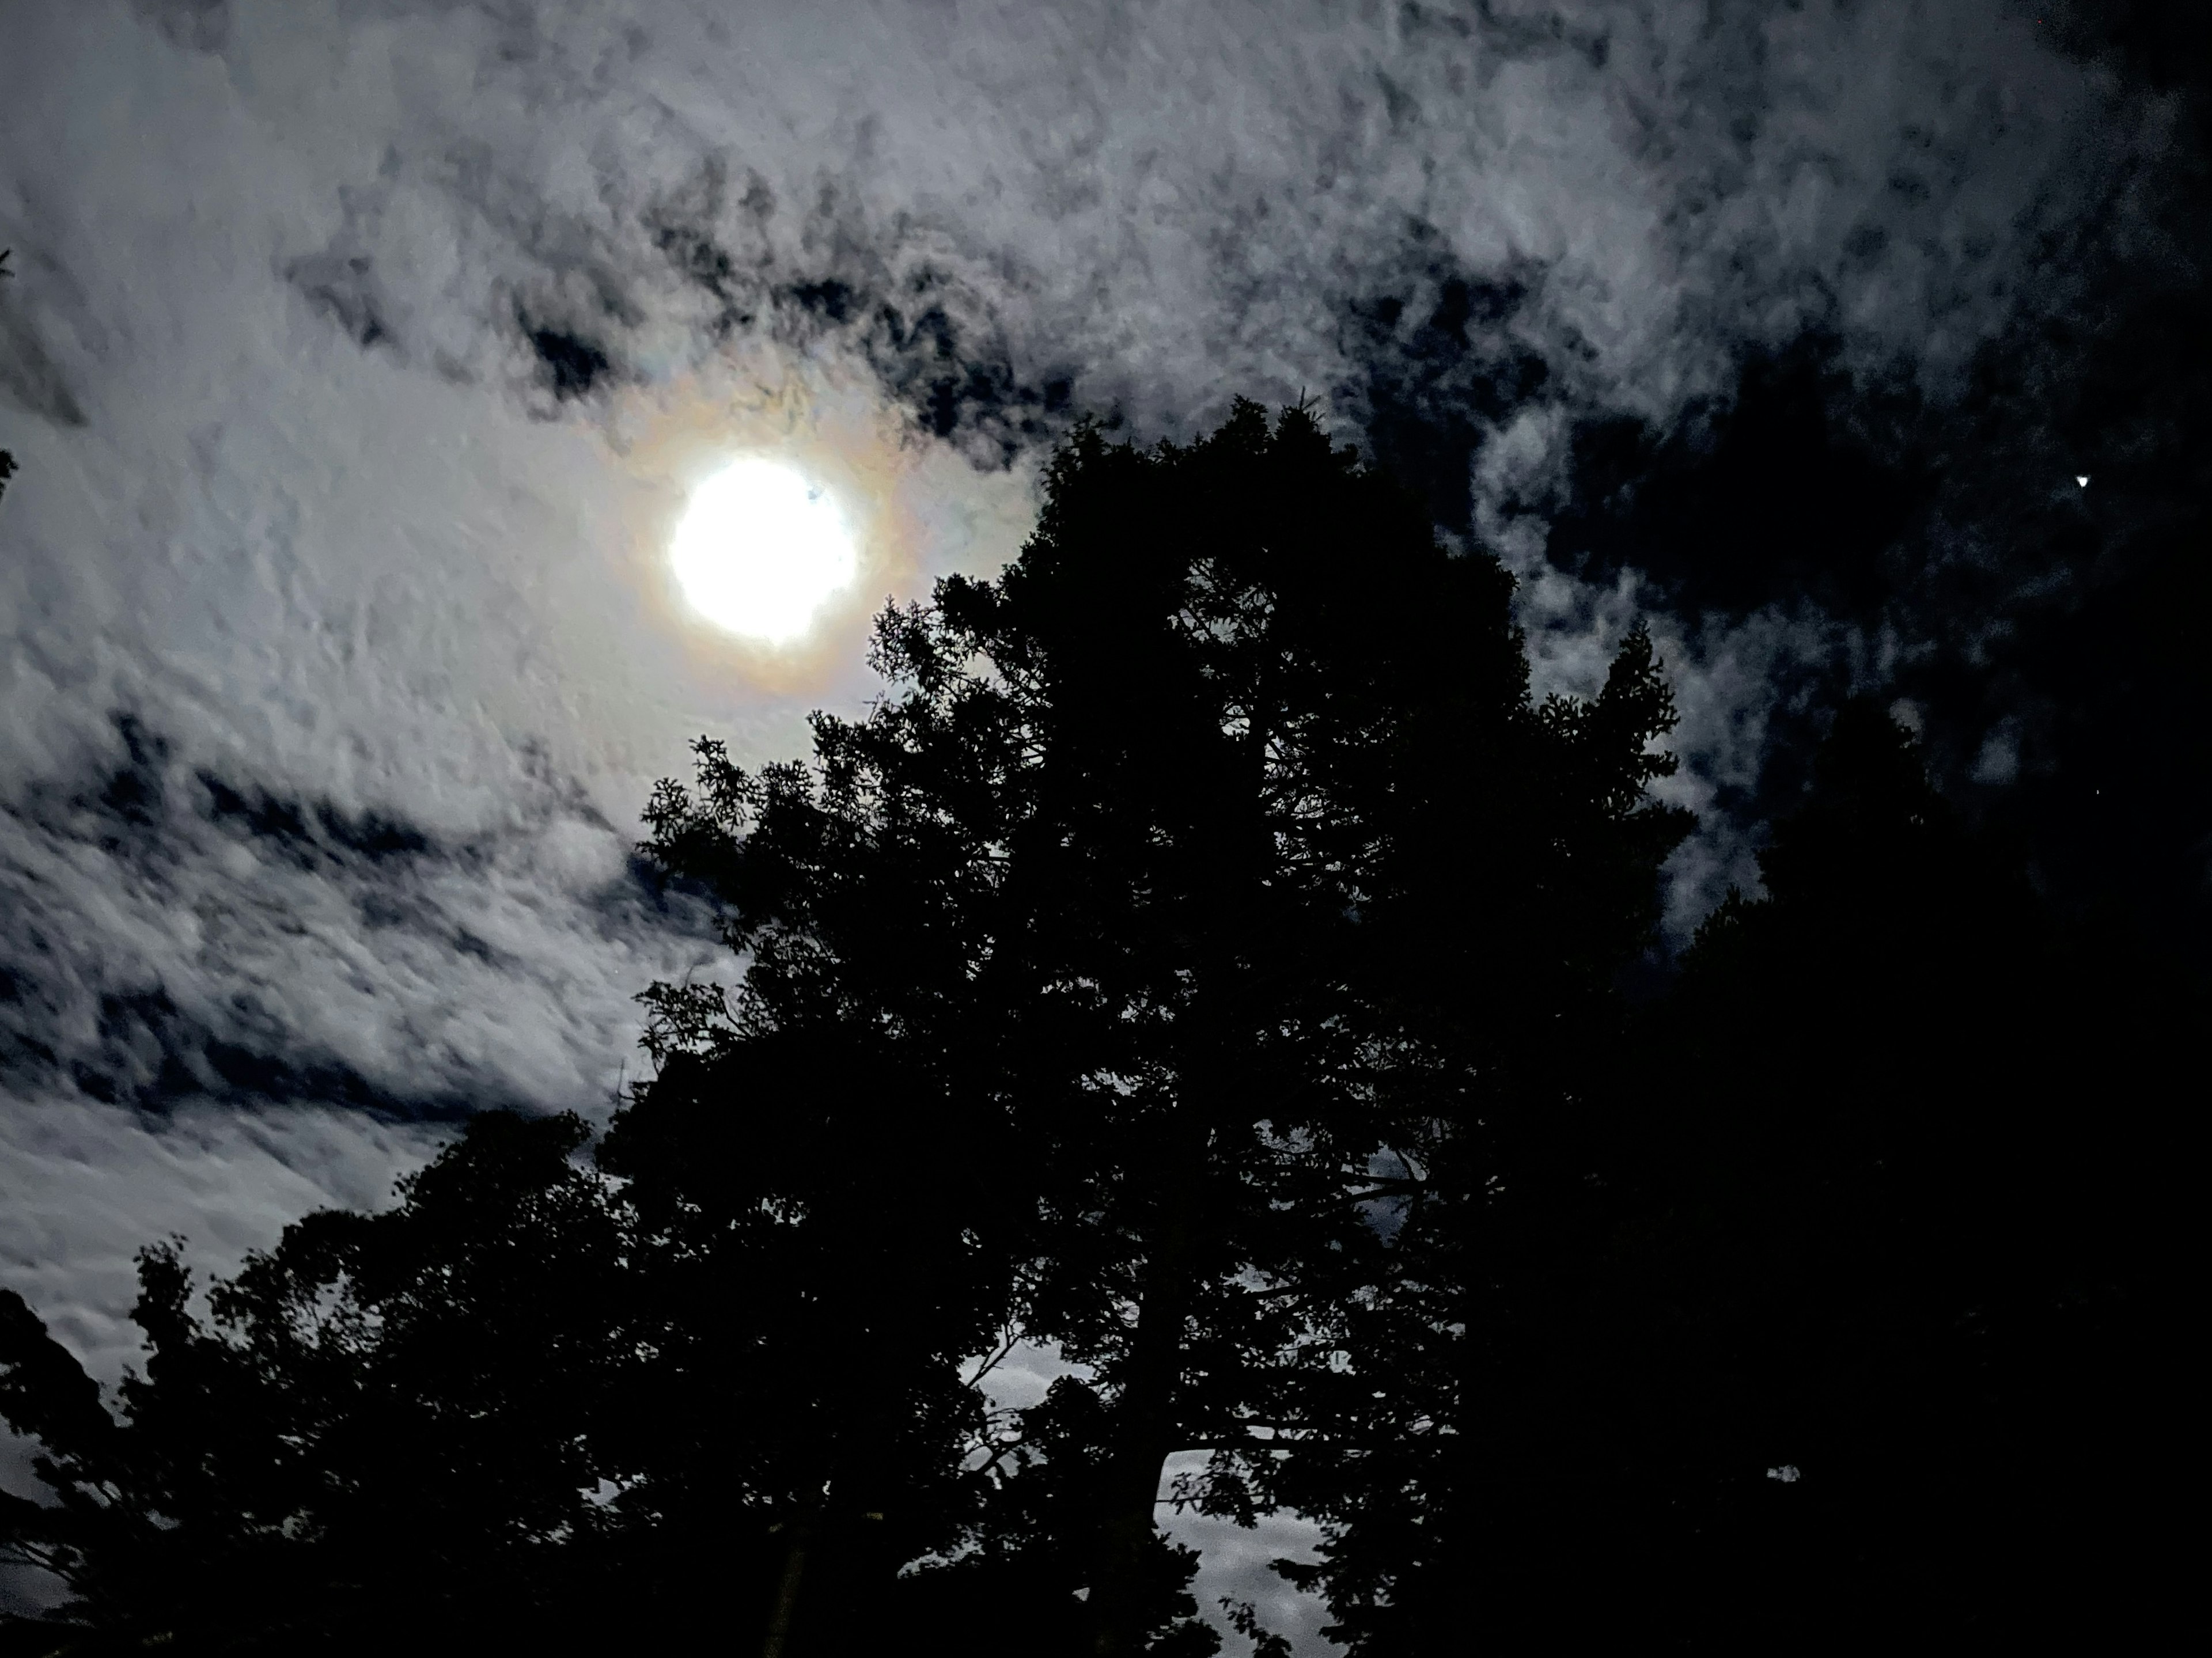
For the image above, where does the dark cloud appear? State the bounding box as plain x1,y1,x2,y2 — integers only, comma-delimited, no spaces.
525,319,616,400
1,709,721,1125
286,251,396,352
0,243,89,430
637,163,1085,463
130,0,229,55
1546,334,1933,620
1336,237,1551,533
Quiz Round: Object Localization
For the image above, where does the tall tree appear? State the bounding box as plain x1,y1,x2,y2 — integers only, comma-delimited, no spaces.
635,401,1688,1653
5,400,1692,1656
1,1111,628,1654
1616,701,2180,1645
589,1019,1014,1652
1262,700,2180,1648
1219,631,1696,1652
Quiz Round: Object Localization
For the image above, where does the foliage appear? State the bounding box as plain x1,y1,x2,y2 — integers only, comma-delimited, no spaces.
5,403,2154,1655
624,400,1688,1651
2,1113,628,1653
1246,699,2179,1649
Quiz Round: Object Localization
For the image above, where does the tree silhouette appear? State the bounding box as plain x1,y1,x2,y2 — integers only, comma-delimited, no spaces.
6,401,2165,1652
5,400,1693,1654
588,1028,1013,1652
1259,700,2179,1648
1609,700,2180,1645
633,400,1689,1652
2,1111,628,1654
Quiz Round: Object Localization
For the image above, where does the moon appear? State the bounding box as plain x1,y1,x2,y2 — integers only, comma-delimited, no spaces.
669,458,860,644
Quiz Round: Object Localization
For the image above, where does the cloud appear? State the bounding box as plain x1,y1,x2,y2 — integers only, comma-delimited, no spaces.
0,1094,435,1382
0,715,728,1120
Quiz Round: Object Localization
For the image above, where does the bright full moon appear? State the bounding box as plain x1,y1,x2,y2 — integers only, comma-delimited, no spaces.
670,458,859,644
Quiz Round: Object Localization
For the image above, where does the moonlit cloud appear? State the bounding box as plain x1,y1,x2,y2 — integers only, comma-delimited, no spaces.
3,1,2199,1644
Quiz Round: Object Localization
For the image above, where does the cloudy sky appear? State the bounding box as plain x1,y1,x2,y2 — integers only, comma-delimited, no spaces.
2,1,2204,1645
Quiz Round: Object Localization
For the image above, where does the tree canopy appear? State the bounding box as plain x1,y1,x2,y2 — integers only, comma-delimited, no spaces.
2,404,2173,1654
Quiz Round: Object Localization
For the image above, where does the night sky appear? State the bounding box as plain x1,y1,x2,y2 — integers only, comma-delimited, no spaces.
2,2,2205,1646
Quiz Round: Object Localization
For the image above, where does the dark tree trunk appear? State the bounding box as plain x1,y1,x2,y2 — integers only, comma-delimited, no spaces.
1084,1118,1207,1656
760,1505,815,1658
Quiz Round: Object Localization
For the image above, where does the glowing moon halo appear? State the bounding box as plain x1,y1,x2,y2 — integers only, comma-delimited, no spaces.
669,458,859,644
